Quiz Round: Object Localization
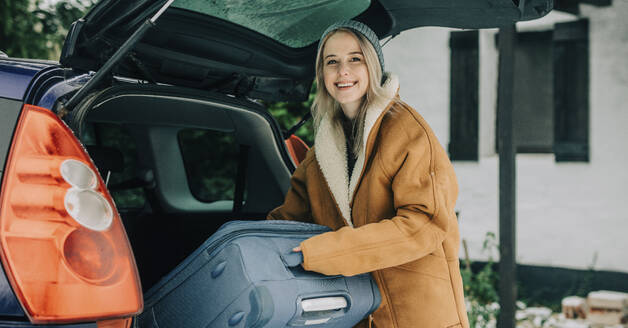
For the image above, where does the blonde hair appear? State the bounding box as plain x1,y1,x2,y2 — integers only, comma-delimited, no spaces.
311,28,388,157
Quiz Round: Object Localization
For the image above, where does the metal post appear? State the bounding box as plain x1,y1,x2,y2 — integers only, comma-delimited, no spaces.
497,24,517,328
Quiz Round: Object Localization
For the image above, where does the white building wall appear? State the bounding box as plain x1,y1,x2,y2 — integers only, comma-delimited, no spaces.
382,2,628,273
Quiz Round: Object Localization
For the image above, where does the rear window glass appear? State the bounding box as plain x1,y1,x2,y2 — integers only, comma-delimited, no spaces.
83,123,146,209
172,0,370,48
178,128,242,204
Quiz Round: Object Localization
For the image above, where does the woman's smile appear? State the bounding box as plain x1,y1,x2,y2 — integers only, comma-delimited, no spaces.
335,81,358,90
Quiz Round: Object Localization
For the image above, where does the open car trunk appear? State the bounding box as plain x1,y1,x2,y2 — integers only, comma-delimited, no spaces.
71,83,294,290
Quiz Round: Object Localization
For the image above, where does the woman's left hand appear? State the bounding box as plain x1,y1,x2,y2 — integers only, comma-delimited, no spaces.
293,246,302,252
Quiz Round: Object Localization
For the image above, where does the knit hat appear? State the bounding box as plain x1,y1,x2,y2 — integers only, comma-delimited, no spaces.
318,20,385,76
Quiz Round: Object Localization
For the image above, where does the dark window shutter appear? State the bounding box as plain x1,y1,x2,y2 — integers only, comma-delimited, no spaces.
513,31,554,153
553,19,589,162
449,30,479,161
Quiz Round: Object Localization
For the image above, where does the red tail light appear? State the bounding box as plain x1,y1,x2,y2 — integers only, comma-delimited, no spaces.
0,105,142,323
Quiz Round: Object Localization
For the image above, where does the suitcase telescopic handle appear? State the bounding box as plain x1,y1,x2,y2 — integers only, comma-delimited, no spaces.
301,297,348,312
293,296,349,325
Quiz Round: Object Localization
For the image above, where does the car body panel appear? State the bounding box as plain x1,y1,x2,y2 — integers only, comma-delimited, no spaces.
0,60,53,100
0,59,90,110
31,72,90,110
23,66,85,109
0,261,24,317
0,98,23,176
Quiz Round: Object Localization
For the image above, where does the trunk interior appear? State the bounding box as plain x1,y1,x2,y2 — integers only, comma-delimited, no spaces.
71,83,294,292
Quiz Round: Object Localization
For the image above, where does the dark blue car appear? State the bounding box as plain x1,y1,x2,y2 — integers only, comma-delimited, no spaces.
0,0,550,326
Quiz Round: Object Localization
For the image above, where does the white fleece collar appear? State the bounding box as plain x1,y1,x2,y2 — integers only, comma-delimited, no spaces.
314,74,399,227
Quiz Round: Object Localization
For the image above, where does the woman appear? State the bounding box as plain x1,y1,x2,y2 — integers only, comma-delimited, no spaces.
268,20,469,328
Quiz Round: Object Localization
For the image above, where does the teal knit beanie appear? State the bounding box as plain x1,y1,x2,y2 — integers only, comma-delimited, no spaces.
318,20,385,76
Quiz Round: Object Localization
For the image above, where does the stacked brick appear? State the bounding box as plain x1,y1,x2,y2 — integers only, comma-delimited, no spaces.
560,291,628,327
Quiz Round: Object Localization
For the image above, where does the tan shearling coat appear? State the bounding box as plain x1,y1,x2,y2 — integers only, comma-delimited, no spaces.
268,74,469,328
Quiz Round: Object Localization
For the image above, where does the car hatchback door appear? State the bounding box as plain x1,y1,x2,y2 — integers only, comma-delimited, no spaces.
60,0,553,103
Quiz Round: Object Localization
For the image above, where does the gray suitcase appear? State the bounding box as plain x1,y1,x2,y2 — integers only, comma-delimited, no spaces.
136,220,381,327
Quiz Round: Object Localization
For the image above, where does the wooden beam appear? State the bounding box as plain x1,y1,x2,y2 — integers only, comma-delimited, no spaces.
497,24,517,328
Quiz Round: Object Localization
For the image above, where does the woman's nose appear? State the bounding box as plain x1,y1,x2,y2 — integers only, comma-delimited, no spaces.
338,62,350,75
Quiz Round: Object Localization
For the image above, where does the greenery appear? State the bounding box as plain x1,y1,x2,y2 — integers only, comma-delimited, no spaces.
1,0,95,60
178,129,240,202
265,82,316,146
461,232,500,327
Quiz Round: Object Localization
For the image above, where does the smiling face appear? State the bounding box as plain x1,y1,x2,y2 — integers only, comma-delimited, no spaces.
322,31,370,119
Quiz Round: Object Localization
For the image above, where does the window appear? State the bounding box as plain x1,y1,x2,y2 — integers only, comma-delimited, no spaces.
83,123,146,209
172,0,370,48
508,19,590,161
448,19,589,162
449,30,479,161
553,19,589,162
513,31,554,153
178,129,246,207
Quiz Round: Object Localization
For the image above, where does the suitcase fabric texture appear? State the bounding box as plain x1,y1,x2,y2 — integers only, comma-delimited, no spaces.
136,220,381,328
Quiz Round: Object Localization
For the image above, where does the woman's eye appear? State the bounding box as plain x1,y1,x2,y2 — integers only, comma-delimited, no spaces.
326,59,337,65
350,57,362,62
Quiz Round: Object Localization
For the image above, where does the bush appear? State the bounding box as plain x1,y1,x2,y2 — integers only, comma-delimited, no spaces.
1,0,96,60
461,232,500,327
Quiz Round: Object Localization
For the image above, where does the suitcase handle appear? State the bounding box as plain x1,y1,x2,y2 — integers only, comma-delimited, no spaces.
291,295,350,326
301,296,348,312
280,251,304,267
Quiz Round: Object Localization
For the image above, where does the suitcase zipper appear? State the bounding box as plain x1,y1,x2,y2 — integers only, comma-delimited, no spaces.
203,227,328,257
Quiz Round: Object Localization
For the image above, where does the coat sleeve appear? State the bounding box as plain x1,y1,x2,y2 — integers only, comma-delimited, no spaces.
299,118,457,276
266,151,314,223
